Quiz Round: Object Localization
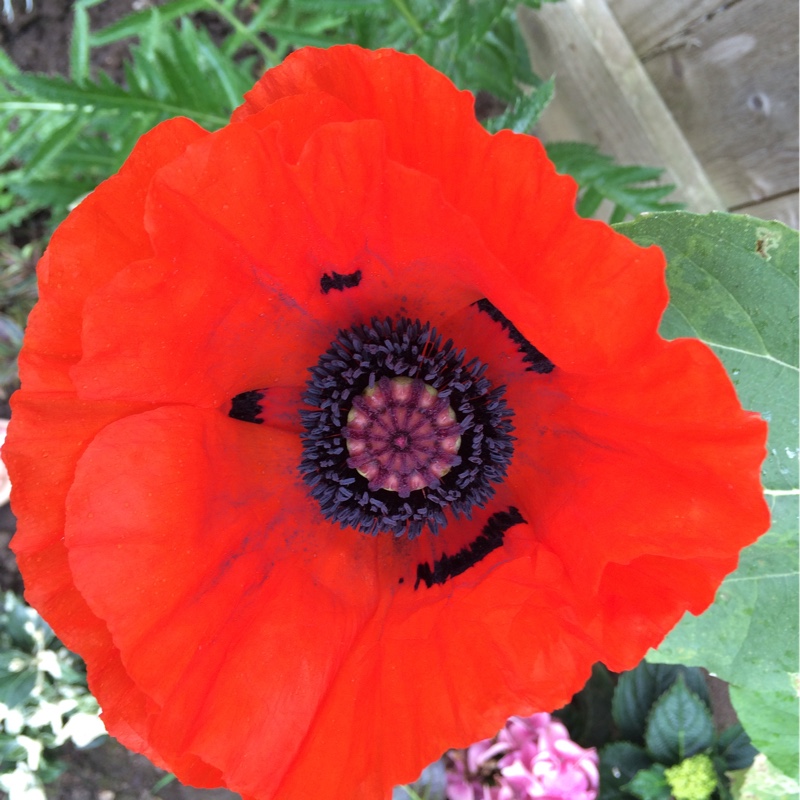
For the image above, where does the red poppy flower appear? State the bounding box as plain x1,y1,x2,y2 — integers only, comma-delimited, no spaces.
4,46,768,800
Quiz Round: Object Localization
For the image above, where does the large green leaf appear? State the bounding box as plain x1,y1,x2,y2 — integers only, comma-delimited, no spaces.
614,212,799,778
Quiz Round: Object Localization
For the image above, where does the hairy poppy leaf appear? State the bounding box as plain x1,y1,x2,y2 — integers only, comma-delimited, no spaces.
616,211,799,776
728,684,799,778
549,143,681,221
483,77,555,134
88,0,208,46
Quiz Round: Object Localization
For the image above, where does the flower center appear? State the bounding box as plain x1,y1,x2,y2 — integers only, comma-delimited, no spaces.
299,317,515,539
344,377,463,498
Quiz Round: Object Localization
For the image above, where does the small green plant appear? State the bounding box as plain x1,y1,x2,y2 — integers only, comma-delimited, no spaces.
0,591,104,800
547,142,683,223
599,662,757,800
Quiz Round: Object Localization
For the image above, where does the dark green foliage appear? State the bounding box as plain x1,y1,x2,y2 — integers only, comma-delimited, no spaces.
0,592,104,792
716,724,758,771
0,16,257,230
1,0,558,233
0,661,37,710
483,77,554,133
0,238,37,389
599,742,653,800
555,662,617,748
644,676,715,763
596,660,758,800
622,765,671,800
612,663,710,745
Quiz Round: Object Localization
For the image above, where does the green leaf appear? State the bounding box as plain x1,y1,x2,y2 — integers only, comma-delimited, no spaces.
0,734,30,764
25,113,86,177
0,667,37,709
717,723,758,771
646,516,799,774
547,142,682,221
70,3,91,83
615,212,799,777
612,663,710,744
483,76,554,134
612,662,661,743
599,742,653,800
645,677,715,763
151,774,177,793
555,662,616,748
728,684,799,778
614,212,798,488
5,72,228,129
712,755,735,800
89,0,209,45
622,765,671,800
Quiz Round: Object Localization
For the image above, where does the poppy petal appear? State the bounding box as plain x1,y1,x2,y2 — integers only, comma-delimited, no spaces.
64,405,383,795
269,528,598,798
236,46,669,372
3,393,163,764
20,118,207,394
72,117,520,405
65,404,598,796
506,337,768,606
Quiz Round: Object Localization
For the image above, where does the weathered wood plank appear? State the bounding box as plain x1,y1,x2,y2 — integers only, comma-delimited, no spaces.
608,0,727,56
734,193,799,230
517,0,724,212
642,0,799,208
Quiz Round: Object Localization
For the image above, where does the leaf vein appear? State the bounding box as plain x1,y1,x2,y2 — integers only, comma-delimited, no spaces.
704,341,797,371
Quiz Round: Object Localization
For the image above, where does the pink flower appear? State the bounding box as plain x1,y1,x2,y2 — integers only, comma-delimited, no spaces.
0,419,10,506
445,713,598,800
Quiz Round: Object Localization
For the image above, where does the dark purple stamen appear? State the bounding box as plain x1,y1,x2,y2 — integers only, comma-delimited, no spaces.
299,317,515,538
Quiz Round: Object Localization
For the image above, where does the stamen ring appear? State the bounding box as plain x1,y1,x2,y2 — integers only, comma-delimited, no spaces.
299,317,515,538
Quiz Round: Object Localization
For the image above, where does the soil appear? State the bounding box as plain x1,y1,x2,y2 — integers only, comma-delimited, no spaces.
47,742,237,800
0,0,158,77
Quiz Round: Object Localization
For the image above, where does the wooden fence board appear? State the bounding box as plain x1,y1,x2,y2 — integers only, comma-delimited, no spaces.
518,0,724,212
639,0,799,208
608,0,727,56
734,193,799,229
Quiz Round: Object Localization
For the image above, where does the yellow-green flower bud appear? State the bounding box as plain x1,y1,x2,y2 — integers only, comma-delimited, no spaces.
664,753,718,800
